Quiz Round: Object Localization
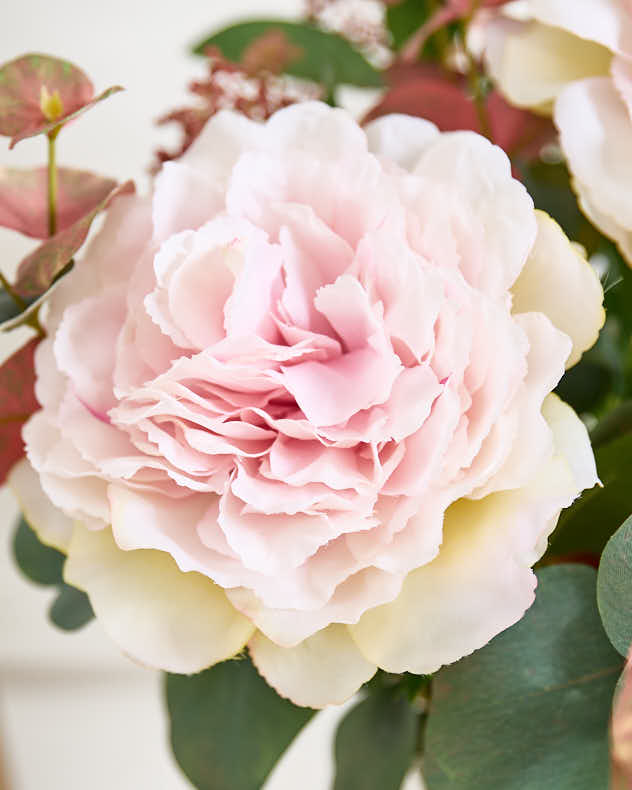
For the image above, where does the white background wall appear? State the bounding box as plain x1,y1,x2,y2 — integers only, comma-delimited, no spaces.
0,1,423,788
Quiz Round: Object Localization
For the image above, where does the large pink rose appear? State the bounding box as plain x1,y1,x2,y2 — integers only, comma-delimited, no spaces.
11,102,604,707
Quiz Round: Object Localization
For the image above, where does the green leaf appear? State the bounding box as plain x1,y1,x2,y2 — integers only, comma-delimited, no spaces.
424,565,622,790
49,582,94,631
333,687,418,790
598,515,632,657
555,337,618,415
192,21,383,89
518,161,596,248
591,401,632,449
12,516,64,586
12,516,94,630
166,657,315,790
545,432,632,560
385,0,433,51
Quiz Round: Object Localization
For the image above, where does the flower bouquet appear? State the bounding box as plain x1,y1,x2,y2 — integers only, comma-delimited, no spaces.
2,1,632,788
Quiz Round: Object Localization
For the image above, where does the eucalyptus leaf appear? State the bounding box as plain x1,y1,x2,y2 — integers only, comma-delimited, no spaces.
591,401,632,449
49,582,94,631
192,21,382,89
0,288,24,324
166,657,315,790
12,516,64,586
333,686,418,790
544,431,632,560
385,0,433,51
424,565,622,790
597,515,632,657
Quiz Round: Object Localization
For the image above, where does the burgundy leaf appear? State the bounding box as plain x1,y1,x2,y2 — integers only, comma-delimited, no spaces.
0,337,40,485
364,64,555,159
13,181,134,301
0,53,123,147
0,166,117,239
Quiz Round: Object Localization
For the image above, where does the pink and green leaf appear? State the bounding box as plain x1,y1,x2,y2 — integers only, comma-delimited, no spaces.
12,180,134,301
0,53,123,147
0,166,117,239
0,337,40,485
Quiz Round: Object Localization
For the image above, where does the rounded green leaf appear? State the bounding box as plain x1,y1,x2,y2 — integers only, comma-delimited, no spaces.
424,565,622,790
333,687,418,790
192,21,383,89
386,0,433,51
598,516,632,657
49,582,94,631
166,657,315,790
12,516,65,586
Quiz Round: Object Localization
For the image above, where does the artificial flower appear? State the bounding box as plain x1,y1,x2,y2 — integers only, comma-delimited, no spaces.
11,102,604,707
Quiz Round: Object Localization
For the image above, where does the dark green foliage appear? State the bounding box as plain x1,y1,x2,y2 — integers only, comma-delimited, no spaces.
333,686,419,790
424,565,622,790
12,516,93,631
49,582,94,631
192,21,382,90
545,432,632,559
166,657,315,790
13,515,64,585
597,515,632,656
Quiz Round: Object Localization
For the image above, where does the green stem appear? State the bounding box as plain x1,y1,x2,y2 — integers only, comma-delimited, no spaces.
47,127,60,237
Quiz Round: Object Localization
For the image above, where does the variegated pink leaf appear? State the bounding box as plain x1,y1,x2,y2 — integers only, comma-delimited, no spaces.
0,53,123,147
0,166,117,239
0,337,40,485
13,181,134,301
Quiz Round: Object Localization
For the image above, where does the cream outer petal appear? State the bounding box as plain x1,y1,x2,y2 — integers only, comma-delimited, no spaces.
555,76,632,264
527,0,632,56
64,525,255,673
249,624,376,709
511,210,605,367
484,18,612,109
8,458,74,552
348,395,597,674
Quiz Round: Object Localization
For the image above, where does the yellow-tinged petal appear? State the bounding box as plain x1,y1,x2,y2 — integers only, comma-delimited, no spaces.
8,458,73,552
512,210,605,367
485,20,611,110
249,624,376,709
64,525,255,673
349,394,597,674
